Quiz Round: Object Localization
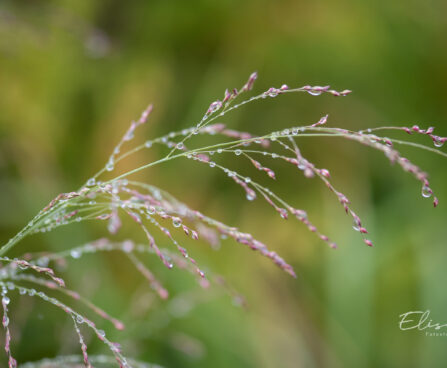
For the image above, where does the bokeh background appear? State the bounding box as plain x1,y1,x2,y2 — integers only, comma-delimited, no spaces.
1,1,447,367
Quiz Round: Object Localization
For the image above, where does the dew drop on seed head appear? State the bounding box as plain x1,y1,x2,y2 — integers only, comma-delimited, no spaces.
87,178,96,186
244,177,251,184
434,137,444,148
76,315,84,324
246,193,256,201
2,296,10,305
176,142,184,150
307,90,322,96
235,149,242,156
421,185,432,198
209,161,216,168
217,149,223,154
148,206,156,215
172,218,182,228
145,140,153,148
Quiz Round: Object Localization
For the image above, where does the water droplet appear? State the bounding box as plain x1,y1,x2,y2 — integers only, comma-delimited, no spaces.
209,161,216,168
235,149,242,156
106,161,114,171
86,178,96,187
98,329,106,338
434,137,444,148
352,219,361,232
145,140,153,148
2,296,10,305
148,206,156,215
307,90,322,96
89,200,96,205
244,177,251,184
76,315,84,324
272,153,278,158
172,218,182,228
208,101,222,114
176,142,184,150
227,171,236,177
246,193,256,201
124,130,134,141
70,249,81,259
422,185,432,198
217,149,223,154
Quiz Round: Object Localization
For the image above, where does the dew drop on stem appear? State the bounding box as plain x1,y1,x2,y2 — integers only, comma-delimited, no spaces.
70,249,81,259
106,160,114,171
246,193,256,201
86,178,96,187
421,185,432,198
307,90,322,96
434,137,444,148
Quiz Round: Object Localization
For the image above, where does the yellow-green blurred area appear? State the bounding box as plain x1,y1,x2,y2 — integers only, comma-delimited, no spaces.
1,0,447,367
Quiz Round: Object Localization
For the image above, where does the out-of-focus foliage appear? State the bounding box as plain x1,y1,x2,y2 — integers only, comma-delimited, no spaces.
0,1,446,367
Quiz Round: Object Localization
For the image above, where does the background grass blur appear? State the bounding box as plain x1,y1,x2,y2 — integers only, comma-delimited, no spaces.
1,1,447,367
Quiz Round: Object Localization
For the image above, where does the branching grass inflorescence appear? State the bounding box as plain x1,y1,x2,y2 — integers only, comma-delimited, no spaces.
0,73,445,367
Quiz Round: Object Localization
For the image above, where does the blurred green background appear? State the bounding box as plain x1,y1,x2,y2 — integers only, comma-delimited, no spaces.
1,1,447,367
